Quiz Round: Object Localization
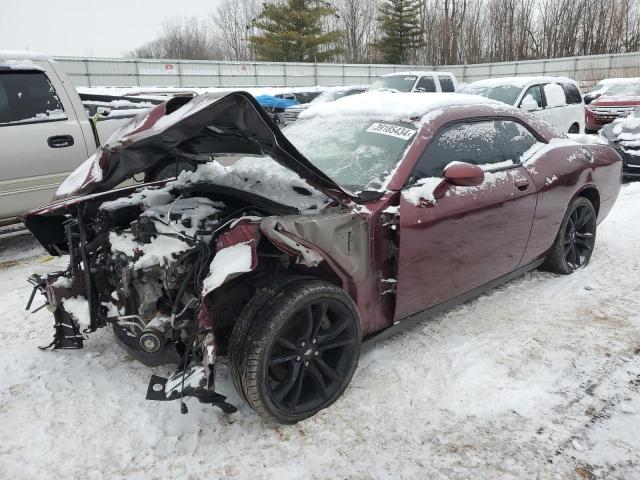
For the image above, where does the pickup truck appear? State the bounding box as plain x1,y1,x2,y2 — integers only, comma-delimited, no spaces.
0,51,152,226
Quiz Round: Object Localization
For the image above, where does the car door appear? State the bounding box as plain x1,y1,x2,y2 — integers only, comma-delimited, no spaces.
394,119,538,320
0,67,90,222
541,82,571,132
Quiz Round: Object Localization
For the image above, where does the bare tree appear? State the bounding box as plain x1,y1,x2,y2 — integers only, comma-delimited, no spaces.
130,16,224,60
212,0,260,61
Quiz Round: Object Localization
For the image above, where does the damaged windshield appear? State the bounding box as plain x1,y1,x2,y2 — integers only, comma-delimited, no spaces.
284,116,417,193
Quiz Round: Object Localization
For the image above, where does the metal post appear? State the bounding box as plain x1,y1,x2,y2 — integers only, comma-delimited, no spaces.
514,61,518,76
217,62,222,87
462,63,467,82
177,61,183,88
134,60,140,87
314,62,318,86
254,62,258,87
608,54,614,77
84,58,91,87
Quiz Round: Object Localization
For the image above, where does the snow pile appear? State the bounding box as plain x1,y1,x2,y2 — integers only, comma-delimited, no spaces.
1,185,640,478
299,91,502,122
55,150,104,198
567,133,605,145
175,157,328,211
109,231,191,270
99,186,175,212
3,108,66,125
543,83,566,107
62,296,90,330
202,243,253,295
403,177,443,205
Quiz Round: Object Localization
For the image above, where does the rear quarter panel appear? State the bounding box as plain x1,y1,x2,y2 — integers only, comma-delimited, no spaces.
519,142,622,265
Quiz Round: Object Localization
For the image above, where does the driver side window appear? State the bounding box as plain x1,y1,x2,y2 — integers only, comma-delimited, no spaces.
409,120,513,182
519,85,543,109
415,76,436,92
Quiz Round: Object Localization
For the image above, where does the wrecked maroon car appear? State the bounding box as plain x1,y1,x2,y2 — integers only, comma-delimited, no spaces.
24,91,622,423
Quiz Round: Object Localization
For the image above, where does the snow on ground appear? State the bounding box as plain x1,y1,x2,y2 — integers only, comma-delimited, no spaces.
1,185,640,479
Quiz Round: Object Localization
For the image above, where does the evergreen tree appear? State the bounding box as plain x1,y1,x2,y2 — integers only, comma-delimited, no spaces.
376,0,423,64
249,0,342,62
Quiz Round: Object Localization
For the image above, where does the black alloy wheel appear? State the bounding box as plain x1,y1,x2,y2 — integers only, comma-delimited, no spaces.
543,196,597,274
266,298,358,415
563,201,596,270
234,279,361,423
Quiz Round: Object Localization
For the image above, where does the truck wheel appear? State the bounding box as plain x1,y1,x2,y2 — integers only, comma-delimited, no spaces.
542,196,596,274
235,279,361,423
568,123,580,134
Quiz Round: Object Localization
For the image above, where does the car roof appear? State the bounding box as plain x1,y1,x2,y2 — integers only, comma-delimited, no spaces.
466,76,578,88
0,50,52,61
298,91,507,122
383,71,455,77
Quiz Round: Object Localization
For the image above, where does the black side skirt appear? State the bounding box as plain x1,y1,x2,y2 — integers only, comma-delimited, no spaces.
363,258,545,350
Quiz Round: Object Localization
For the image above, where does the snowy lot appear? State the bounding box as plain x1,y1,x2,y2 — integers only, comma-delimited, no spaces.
1,185,639,480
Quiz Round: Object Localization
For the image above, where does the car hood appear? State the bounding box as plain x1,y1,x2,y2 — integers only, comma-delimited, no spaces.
600,115,640,144
592,96,640,107
54,91,351,203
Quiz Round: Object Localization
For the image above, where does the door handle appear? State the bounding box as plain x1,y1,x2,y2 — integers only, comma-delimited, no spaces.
47,135,74,148
514,178,529,190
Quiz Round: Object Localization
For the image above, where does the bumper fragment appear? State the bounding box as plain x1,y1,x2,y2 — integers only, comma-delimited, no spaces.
146,367,236,414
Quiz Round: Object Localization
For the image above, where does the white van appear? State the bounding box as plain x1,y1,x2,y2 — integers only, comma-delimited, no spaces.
368,71,458,93
459,76,585,133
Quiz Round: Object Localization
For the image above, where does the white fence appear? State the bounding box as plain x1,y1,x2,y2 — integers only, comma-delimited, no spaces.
53,51,640,88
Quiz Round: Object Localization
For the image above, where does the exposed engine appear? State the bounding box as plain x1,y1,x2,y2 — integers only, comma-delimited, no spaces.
33,185,270,369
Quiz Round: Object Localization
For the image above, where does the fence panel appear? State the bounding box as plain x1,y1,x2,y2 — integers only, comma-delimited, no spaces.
53,52,640,89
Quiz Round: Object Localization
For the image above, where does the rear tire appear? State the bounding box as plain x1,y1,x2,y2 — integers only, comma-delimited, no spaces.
542,196,597,274
231,278,362,423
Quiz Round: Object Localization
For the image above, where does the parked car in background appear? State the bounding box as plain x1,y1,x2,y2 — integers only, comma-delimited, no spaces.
368,71,458,93
459,76,585,133
284,86,366,124
583,77,640,104
0,51,150,226
24,91,621,423
585,81,640,133
600,110,640,177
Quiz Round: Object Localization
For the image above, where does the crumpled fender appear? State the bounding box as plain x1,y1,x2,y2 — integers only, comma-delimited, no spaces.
258,217,324,267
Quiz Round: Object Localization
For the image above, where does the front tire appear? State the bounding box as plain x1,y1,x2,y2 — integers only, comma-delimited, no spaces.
232,279,361,423
568,123,580,134
543,196,597,274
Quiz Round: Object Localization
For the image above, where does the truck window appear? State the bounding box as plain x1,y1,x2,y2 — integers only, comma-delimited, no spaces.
415,76,436,92
0,71,67,126
438,75,455,92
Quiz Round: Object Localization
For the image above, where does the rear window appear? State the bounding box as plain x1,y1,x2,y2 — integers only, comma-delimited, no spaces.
0,71,66,126
562,83,582,104
438,75,455,92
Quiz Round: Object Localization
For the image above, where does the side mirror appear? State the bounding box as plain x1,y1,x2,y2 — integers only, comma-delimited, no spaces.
520,95,539,112
443,162,484,187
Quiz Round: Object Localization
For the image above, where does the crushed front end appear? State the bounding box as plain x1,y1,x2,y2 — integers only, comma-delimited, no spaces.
24,187,275,414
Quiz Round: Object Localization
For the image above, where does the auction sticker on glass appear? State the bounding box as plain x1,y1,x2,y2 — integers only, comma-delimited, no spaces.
366,122,416,140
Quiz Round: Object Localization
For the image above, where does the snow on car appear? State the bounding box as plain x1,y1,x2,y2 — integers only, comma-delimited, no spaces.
585,80,640,133
459,76,585,133
600,110,640,178
22,90,621,424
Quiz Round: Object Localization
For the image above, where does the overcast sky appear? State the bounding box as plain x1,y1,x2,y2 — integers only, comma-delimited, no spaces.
0,0,224,57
